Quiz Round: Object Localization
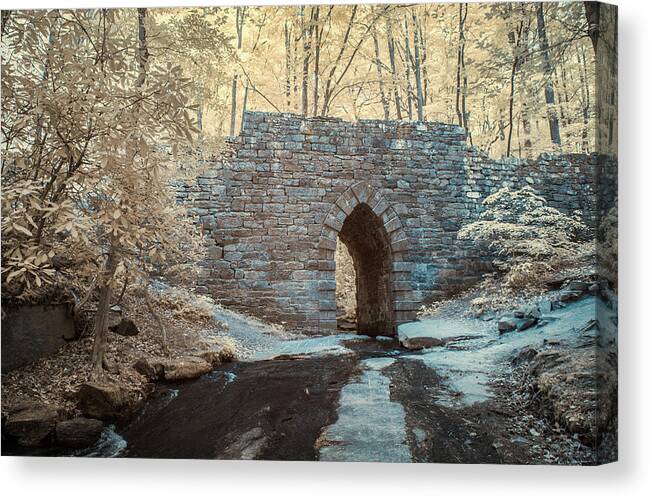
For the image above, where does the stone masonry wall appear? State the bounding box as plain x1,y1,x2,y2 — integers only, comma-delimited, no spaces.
176,111,616,335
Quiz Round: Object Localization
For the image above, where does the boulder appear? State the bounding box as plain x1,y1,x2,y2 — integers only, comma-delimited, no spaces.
162,357,212,381
217,426,269,460
109,317,139,337
1,304,77,373
563,280,589,292
5,403,59,447
400,336,445,350
108,306,122,329
538,299,553,314
55,418,104,449
498,317,517,333
559,290,582,303
133,357,164,380
134,356,212,381
516,317,538,331
197,346,236,367
76,382,135,421
198,350,225,368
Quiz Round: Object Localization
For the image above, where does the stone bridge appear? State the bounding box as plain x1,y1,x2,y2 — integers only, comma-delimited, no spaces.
176,111,613,336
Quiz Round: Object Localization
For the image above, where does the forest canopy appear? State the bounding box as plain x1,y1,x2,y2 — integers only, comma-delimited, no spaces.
142,1,611,159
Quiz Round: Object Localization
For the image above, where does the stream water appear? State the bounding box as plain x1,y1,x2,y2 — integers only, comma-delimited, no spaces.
78,295,608,461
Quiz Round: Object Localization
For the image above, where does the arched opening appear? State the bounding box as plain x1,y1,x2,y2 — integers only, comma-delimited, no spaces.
335,203,394,336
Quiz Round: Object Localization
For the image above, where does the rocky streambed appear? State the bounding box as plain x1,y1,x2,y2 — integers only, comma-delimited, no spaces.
4,292,617,464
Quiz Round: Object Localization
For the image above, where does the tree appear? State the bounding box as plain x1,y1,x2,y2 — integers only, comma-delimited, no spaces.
584,1,617,152
385,17,403,120
1,9,202,374
229,6,246,136
372,22,390,120
411,11,425,121
455,3,469,130
536,3,561,146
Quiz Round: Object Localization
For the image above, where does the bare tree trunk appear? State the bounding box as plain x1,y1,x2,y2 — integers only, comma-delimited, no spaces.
584,1,600,54
520,71,533,156
372,26,390,120
229,79,238,136
300,7,308,115
144,285,168,354
1,10,12,37
418,19,429,106
321,6,357,115
559,55,572,127
536,3,561,146
455,3,465,127
386,19,402,120
136,8,149,88
506,57,517,157
403,16,413,121
553,66,566,127
411,12,424,121
91,246,117,375
578,47,591,152
240,85,249,132
284,20,291,110
312,6,325,116
506,16,525,157
229,7,245,136
293,25,299,110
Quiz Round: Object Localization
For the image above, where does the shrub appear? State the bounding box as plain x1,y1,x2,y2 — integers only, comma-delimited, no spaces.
458,186,593,290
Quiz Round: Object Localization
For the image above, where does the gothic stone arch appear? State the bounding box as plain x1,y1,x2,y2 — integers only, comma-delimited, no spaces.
317,182,413,336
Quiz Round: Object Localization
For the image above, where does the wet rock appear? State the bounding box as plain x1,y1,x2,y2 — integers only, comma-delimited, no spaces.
109,317,139,337
498,317,517,333
5,403,60,446
525,304,542,319
198,347,235,367
108,305,123,330
133,357,163,380
559,290,582,303
55,418,104,448
217,426,269,460
516,317,538,331
564,281,589,292
76,382,136,421
400,336,445,350
538,299,553,314
545,275,569,290
134,356,212,381
163,357,212,381
198,350,223,368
